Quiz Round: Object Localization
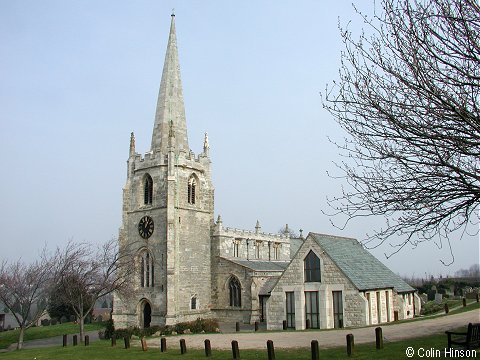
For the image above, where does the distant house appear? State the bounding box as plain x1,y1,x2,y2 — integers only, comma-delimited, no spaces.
0,312,21,331
267,233,420,330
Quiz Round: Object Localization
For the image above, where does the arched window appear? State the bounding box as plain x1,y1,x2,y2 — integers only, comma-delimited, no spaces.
187,175,197,204
144,174,153,205
304,250,321,282
191,296,197,310
229,276,241,307
140,250,154,287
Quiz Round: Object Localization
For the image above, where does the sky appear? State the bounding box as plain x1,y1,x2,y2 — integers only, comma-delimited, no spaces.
1,0,478,278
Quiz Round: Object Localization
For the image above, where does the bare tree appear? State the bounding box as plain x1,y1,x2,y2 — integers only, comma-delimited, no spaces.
54,238,134,340
278,224,298,238
0,251,53,350
323,0,479,260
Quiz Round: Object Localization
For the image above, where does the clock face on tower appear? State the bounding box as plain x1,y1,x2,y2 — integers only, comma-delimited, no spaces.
138,216,154,239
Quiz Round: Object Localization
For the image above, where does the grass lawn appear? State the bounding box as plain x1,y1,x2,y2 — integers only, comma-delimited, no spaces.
0,322,105,350
0,328,470,360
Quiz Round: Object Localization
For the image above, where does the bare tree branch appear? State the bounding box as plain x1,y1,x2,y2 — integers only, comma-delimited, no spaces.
322,0,480,258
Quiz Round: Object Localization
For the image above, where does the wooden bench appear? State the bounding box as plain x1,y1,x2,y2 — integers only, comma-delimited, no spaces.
445,323,480,350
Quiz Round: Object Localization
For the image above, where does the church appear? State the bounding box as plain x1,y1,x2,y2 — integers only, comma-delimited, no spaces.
112,14,421,331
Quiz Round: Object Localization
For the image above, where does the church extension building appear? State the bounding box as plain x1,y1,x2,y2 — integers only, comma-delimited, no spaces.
112,14,421,330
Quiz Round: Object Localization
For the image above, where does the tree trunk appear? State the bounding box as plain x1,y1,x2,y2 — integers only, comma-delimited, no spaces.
17,327,25,350
79,316,85,341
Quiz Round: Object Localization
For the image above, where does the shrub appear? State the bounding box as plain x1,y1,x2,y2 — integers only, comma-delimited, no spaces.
50,318,58,325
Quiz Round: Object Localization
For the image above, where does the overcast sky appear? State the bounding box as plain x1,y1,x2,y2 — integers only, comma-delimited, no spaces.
1,1,478,277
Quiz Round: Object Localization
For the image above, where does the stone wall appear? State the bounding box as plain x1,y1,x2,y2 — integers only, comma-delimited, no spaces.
266,236,363,330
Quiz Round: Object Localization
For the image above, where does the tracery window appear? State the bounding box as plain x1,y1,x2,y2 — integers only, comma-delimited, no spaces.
187,175,197,204
144,174,153,205
229,276,241,307
140,250,154,288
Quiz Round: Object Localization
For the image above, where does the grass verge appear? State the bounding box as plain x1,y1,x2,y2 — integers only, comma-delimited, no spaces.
0,327,472,360
0,322,105,350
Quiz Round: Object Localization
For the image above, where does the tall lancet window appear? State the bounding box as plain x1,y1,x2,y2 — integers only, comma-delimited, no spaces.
140,250,154,288
187,175,197,204
144,174,153,205
229,276,241,307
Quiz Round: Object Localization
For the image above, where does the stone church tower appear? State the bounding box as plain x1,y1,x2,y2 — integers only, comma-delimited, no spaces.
112,14,214,327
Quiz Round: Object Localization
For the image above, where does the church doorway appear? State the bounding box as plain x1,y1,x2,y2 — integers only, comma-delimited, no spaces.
259,295,269,322
142,302,152,328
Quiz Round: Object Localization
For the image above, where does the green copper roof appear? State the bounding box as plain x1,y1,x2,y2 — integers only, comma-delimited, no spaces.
309,233,415,293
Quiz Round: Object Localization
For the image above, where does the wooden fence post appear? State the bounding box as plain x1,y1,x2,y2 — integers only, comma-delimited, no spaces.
73,335,78,346
346,334,354,357
123,336,130,349
282,320,287,330
160,337,167,352
180,338,187,354
311,340,319,360
62,334,67,347
111,336,116,347
267,340,275,360
232,340,240,360
84,335,89,346
463,298,467,307
444,303,449,314
375,327,383,349
204,339,211,357
255,321,259,332
141,337,148,351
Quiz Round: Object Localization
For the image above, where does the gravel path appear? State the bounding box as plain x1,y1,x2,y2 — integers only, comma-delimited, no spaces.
3,308,478,352
145,309,480,350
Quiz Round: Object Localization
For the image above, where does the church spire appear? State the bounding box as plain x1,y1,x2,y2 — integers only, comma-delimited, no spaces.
151,14,189,153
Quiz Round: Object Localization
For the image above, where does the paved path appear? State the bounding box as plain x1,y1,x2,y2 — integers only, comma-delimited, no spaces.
146,309,480,350
3,330,100,351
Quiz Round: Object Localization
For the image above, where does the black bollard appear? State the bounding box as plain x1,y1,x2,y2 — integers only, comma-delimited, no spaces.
306,319,310,329
124,336,130,349
62,334,67,347
444,303,449,314
282,320,287,330
85,335,89,346
204,339,211,357
254,321,259,332
161,337,167,352
232,340,240,360
311,340,319,360
111,336,116,347
267,340,275,360
463,298,467,307
477,293,479,303
180,338,187,354
375,327,383,349
73,335,78,346
235,322,240,332
346,334,354,357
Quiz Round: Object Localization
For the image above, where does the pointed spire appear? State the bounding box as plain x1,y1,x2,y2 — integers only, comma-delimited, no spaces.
129,132,136,157
151,14,189,153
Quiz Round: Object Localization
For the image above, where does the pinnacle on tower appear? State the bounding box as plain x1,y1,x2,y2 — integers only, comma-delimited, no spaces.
129,132,136,157
151,14,189,154
203,132,210,156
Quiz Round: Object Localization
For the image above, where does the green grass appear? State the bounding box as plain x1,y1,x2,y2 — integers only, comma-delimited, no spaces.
0,322,105,350
0,328,469,359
